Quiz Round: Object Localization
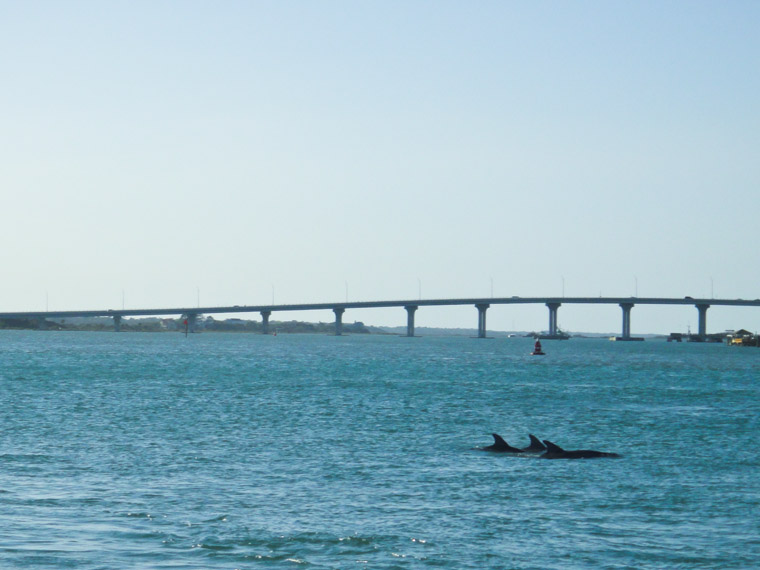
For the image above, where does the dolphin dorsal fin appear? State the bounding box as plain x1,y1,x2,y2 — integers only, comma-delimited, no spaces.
543,440,564,453
492,433,508,446
527,434,546,450
489,434,524,453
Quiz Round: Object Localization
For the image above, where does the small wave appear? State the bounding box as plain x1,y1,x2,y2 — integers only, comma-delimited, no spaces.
0,453,54,463
202,514,230,523
125,511,156,519
191,537,237,551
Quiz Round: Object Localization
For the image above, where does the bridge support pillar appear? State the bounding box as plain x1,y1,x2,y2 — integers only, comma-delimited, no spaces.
404,305,418,337
187,312,198,333
37,317,47,330
546,303,561,336
260,310,271,335
476,303,489,338
113,315,122,332
620,303,634,340
696,304,710,340
333,308,345,336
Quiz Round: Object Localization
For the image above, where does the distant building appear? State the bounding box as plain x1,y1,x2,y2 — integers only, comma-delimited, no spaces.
727,329,757,346
161,319,179,331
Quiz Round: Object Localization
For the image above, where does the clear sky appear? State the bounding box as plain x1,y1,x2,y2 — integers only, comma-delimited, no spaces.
2,1,758,334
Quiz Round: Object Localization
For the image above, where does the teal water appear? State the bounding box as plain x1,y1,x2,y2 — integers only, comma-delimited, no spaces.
1,331,758,569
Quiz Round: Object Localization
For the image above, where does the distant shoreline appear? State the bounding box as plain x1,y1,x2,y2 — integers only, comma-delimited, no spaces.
0,315,669,338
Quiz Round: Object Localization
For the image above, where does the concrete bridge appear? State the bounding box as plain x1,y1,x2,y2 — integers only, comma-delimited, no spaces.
2,296,758,339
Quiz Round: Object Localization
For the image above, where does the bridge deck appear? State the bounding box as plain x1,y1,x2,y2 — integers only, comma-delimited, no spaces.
1,297,758,320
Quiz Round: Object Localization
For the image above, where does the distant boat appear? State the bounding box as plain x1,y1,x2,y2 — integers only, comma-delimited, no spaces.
531,339,546,356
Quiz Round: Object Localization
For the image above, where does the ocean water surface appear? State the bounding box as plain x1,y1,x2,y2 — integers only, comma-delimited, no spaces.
0,331,758,569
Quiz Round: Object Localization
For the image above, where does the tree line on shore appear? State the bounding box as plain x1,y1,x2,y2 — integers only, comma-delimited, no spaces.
0,316,373,334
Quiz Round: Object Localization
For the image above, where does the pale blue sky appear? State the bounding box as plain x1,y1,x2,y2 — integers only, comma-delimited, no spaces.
1,1,758,333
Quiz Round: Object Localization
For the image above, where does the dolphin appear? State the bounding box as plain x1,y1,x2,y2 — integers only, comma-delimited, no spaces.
482,433,525,453
522,434,546,452
540,440,621,459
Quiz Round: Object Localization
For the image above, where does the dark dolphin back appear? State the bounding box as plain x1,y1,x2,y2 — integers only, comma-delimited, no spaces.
541,439,621,459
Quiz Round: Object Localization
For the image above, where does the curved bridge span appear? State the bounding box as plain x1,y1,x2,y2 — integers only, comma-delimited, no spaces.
3,297,758,339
